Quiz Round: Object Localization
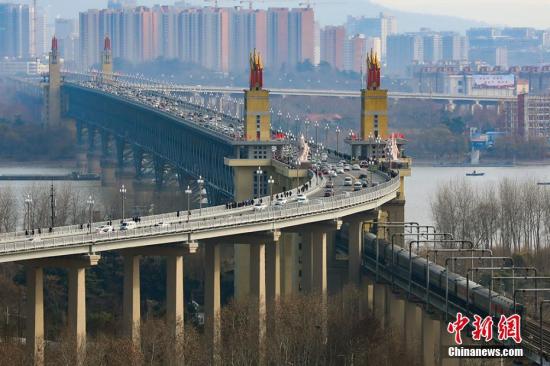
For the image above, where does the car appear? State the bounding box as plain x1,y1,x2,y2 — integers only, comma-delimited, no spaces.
296,194,309,204
344,177,353,186
343,165,351,171
325,181,334,189
96,225,114,234
154,222,170,228
354,181,363,191
352,164,361,170
361,179,369,188
120,221,137,231
274,197,287,206
324,189,334,197
322,168,330,175
360,160,369,168
253,202,267,211
336,168,345,174
329,170,337,178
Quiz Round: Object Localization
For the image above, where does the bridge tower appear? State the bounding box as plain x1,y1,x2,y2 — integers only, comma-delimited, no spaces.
225,50,308,301
46,36,61,126
101,35,113,81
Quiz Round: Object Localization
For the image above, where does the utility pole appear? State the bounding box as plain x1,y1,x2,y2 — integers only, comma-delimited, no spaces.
49,182,55,229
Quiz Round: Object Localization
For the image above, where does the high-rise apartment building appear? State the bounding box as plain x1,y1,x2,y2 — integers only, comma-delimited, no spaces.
78,5,314,72
345,13,396,58
442,33,468,61
422,33,442,63
505,94,550,141
288,8,315,66
0,3,32,59
320,25,345,70
229,9,267,72
266,8,288,70
386,34,423,76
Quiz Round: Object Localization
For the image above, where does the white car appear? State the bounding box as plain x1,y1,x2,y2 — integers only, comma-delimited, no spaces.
253,202,267,211
96,225,114,234
352,164,361,170
343,165,351,171
336,168,345,174
344,177,353,186
296,194,309,204
353,181,363,191
329,170,337,178
154,222,170,228
274,197,287,206
120,221,137,231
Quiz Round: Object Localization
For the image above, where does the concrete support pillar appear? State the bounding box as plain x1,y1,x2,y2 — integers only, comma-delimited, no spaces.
68,267,86,365
311,229,327,343
387,289,406,342
153,157,165,190
250,243,266,365
301,231,313,293
115,138,125,172
405,301,423,357
166,255,184,342
26,266,44,366
348,220,363,285
133,147,144,180
205,242,221,366
123,255,141,347
373,283,387,329
280,233,298,296
234,244,250,301
440,321,460,366
76,147,87,174
266,242,280,312
422,312,442,366
100,160,116,186
87,152,101,175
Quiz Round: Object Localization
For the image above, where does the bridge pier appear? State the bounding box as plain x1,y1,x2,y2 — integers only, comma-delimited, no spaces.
404,301,423,357
387,289,406,334
422,311,442,366
311,229,328,343
166,255,184,364
133,147,144,180
123,254,141,347
153,157,165,190
250,242,267,364
373,283,387,329
205,242,221,366
26,266,44,366
280,232,300,296
87,152,101,175
101,159,117,186
301,231,313,293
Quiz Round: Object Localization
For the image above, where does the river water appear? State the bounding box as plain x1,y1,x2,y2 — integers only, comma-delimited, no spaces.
2,164,550,229
405,165,550,224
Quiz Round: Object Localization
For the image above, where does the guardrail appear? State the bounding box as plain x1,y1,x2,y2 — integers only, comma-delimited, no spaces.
0,176,399,256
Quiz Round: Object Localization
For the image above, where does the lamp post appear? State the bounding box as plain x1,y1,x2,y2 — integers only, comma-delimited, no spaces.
255,167,263,199
86,195,94,234
335,126,341,156
268,176,275,205
304,119,310,140
119,184,127,221
314,121,319,151
324,124,329,145
24,194,32,233
197,176,204,216
185,185,192,222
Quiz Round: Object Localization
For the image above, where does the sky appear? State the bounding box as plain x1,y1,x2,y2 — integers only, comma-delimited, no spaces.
34,0,550,30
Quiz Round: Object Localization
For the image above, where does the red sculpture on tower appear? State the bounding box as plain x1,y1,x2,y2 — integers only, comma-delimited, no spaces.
51,36,58,51
249,49,263,90
104,35,111,51
366,49,381,90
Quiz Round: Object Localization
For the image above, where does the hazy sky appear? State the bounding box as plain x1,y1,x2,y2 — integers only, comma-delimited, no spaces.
37,0,550,29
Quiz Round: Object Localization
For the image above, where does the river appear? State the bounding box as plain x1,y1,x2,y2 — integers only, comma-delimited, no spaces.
2,164,550,229
405,165,550,224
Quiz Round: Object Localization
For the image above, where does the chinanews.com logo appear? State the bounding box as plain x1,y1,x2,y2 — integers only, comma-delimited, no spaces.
444,312,524,358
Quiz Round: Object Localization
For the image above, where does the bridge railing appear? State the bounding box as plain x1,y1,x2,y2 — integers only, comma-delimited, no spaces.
0,176,399,256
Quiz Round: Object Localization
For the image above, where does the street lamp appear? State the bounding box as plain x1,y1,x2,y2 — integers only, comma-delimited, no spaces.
324,124,329,145
335,126,341,156
304,119,310,140
314,121,319,151
24,194,32,233
185,185,192,222
255,166,263,199
268,176,275,205
87,195,94,234
197,176,204,216
119,184,127,221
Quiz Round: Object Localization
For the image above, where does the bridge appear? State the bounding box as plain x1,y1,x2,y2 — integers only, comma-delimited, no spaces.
0,39,548,366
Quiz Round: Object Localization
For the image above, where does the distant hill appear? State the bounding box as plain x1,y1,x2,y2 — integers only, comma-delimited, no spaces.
315,1,487,33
